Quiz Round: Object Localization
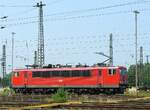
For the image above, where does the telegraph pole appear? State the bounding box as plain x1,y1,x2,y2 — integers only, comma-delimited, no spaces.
134,10,140,89
12,32,15,72
35,1,45,68
109,33,113,66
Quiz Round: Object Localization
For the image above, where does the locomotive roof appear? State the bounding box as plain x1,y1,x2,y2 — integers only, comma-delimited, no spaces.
14,66,126,72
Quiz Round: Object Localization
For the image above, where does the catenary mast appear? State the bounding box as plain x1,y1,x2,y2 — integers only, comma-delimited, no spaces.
35,1,45,68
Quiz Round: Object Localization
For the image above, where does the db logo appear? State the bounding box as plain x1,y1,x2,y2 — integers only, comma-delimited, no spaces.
58,79,63,82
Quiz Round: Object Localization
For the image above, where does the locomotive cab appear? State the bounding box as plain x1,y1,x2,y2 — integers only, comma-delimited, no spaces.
11,70,29,89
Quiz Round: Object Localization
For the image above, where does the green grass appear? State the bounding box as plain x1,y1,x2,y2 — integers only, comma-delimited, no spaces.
125,90,150,97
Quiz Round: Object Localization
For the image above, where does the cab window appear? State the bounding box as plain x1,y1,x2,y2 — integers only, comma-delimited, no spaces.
14,72,19,77
108,69,116,76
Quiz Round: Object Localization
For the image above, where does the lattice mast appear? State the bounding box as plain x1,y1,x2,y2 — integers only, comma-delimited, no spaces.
1,45,6,78
34,51,38,65
35,1,45,68
109,33,113,66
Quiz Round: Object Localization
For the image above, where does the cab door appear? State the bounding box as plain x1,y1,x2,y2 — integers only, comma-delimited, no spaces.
97,69,103,86
24,71,28,87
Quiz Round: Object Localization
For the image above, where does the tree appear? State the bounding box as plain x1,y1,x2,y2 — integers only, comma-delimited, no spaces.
2,73,11,87
128,64,150,88
128,65,136,87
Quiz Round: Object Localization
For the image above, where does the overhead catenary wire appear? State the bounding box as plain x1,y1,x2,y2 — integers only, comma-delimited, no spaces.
2,8,150,28
1,1,150,68
0,0,63,21
0,1,64,21
0,4,32,7
44,0,150,16
2,0,150,22
0,0,148,8
2,34,150,47
1,32,150,43
12,8,37,17
3,33,150,67
46,0,65,5
1,8,37,23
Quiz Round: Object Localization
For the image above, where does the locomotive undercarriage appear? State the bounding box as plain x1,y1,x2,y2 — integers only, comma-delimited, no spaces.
13,87,125,94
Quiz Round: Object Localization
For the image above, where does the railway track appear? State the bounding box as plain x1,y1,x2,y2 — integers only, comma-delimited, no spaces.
0,94,149,110
1,102,150,110
0,94,51,101
58,102,150,110
0,94,127,102
0,95,50,109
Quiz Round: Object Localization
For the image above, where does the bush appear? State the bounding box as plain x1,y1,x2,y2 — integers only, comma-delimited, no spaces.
0,87,15,96
52,88,68,103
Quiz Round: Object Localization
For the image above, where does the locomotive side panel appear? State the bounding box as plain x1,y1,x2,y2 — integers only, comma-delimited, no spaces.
27,69,99,88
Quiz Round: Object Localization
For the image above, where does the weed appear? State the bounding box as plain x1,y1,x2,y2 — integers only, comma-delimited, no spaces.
52,88,68,103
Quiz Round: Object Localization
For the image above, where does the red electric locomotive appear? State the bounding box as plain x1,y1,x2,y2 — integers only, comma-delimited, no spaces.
11,66,127,94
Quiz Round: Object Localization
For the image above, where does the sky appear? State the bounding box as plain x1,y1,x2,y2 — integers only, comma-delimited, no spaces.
0,0,150,74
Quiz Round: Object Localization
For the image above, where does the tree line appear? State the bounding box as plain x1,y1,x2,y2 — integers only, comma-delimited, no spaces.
128,63,150,89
